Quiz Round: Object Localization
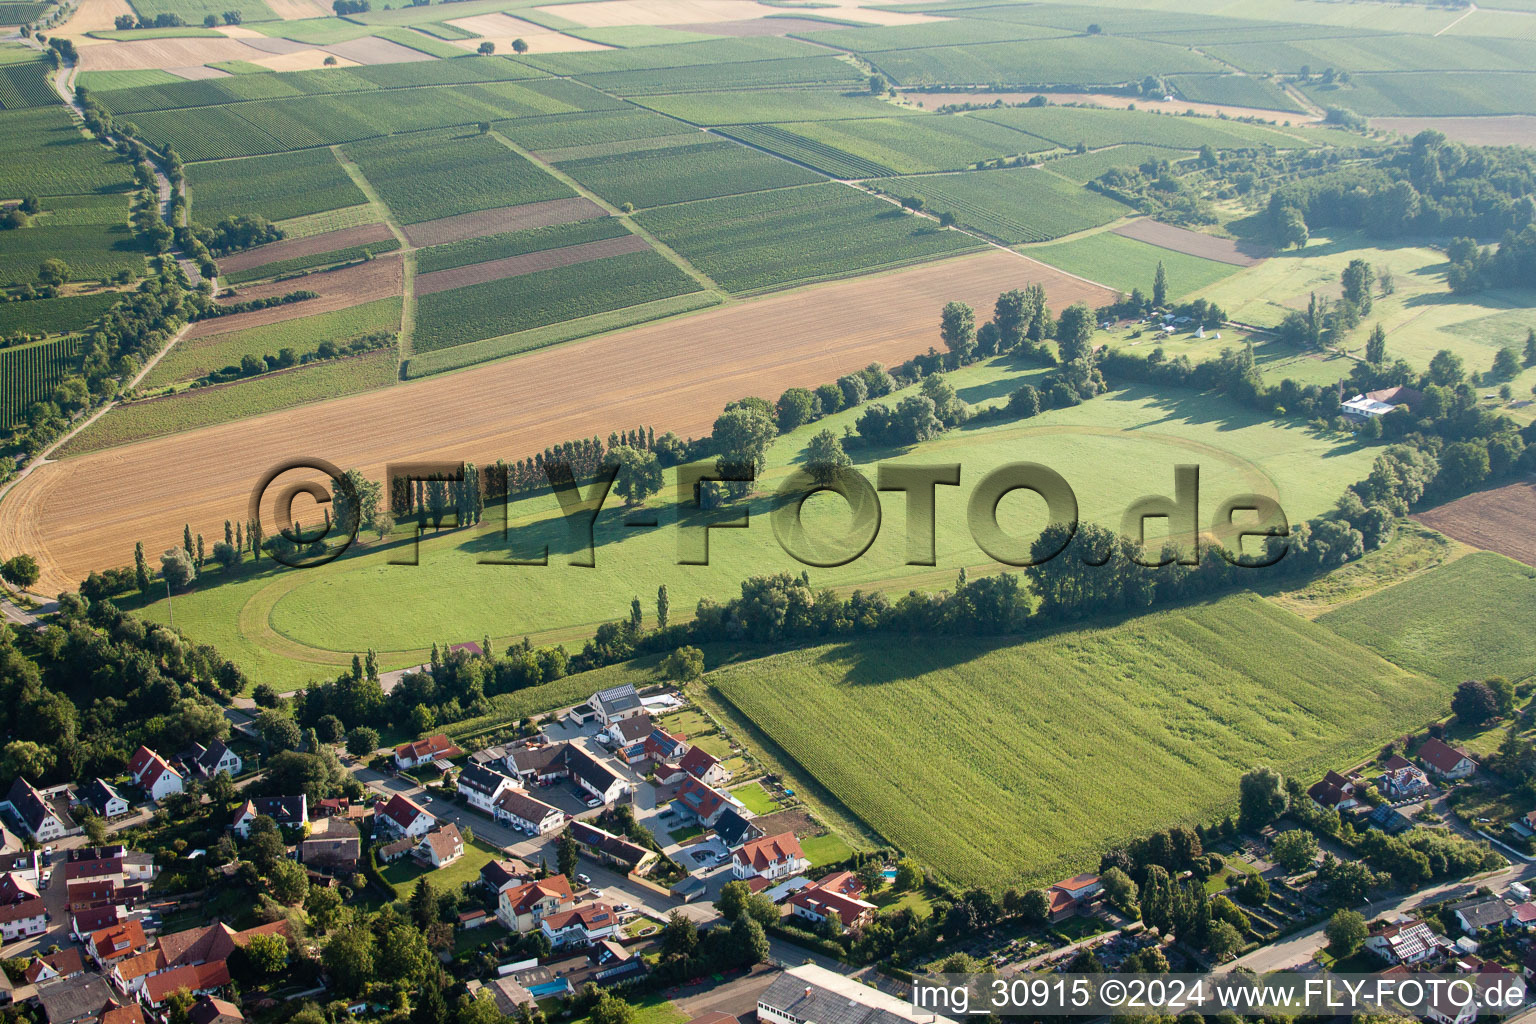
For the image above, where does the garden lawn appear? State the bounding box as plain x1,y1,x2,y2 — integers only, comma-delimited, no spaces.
1317,552,1536,684
636,182,982,293
729,781,781,815
710,594,1452,888
384,839,501,897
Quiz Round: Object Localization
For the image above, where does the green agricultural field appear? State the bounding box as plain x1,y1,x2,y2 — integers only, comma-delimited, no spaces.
1204,34,1536,75
499,108,697,152
412,249,701,352
86,25,223,39
1041,144,1195,184
1318,553,1536,684
0,291,121,337
0,2,50,23
1300,72,1536,116
0,58,58,109
223,237,400,286
1024,230,1240,297
0,107,135,198
1166,73,1304,112
401,290,719,378
725,113,1054,177
126,0,279,24
880,168,1131,244
188,148,368,225
515,35,818,76
971,105,1319,151
638,89,913,126
60,348,397,456
578,55,866,96
144,297,401,386
415,217,628,275
274,204,379,239
76,69,183,92
0,335,80,430
345,129,573,225
709,594,1451,888
0,195,145,287
798,17,1071,52
871,35,1218,88
565,25,721,47
637,182,981,292
141,369,1379,685
554,138,825,209
371,27,470,58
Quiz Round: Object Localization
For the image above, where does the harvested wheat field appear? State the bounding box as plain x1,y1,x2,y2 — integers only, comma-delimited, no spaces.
188,255,402,338
1412,477,1536,568
415,235,650,295
319,36,437,63
252,47,360,71
446,13,611,52
167,64,233,79
401,198,607,247
536,0,942,27
55,0,137,41
3,249,1114,591
76,36,286,69
1373,116,1536,148
1112,219,1268,266
264,0,331,18
218,223,395,275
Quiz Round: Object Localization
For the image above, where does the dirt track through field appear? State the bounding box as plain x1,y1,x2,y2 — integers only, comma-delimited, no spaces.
1,249,1114,591
401,198,608,247
218,223,396,275
1412,477,1536,568
186,255,403,338
414,234,651,295
1111,219,1267,266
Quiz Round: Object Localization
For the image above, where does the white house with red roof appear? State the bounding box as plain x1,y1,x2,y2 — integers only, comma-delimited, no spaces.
496,875,574,932
395,733,462,770
674,776,740,828
128,746,183,802
1365,917,1442,964
680,746,731,787
375,794,435,839
787,873,876,930
541,902,619,948
1306,771,1359,812
0,892,46,941
1380,755,1432,799
1046,874,1102,922
1418,738,1477,780
732,832,808,881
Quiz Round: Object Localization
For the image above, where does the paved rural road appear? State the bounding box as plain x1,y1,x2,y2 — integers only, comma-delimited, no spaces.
1228,860,1536,973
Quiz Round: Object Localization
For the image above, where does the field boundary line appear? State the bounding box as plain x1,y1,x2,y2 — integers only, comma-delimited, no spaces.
333,145,416,362
1436,2,1478,35
488,128,726,298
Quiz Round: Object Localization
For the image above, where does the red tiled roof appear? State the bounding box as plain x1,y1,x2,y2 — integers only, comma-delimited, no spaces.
101,1006,148,1024
738,832,803,871
679,746,720,778
376,794,430,831
542,902,615,932
1419,738,1474,774
90,919,147,959
143,960,230,1005
503,876,573,916
395,734,460,760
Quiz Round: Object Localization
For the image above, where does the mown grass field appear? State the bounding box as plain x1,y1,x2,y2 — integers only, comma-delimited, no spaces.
346,129,573,225
144,297,401,386
60,349,397,456
636,182,982,293
881,168,1131,245
1024,230,1240,298
412,249,701,352
139,366,1380,686
709,594,1451,888
553,138,825,210
187,148,367,225
1318,552,1536,684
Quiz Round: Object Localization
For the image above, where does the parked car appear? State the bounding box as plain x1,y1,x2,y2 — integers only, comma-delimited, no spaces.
577,873,592,885
591,888,604,898
585,798,601,808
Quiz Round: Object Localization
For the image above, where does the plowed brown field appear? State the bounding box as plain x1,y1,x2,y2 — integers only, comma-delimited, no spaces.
188,256,403,339
1412,477,1536,568
1,249,1113,591
414,234,650,296
401,198,608,247
217,223,395,275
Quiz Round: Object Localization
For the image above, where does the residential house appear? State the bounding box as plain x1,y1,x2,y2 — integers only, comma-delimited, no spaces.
569,820,657,876
418,824,464,868
2,778,67,842
478,977,535,1017
1510,903,1536,930
110,920,288,1001
394,734,461,771
787,873,876,929
732,832,808,882
100,1005,146,1024
507,742,570,787
541,903,618,948
36,974,116,1024
1366,918,1442,965
566,745,629,806
606,715,654,748
590,939,642,981
127,747,183,802
1418,738,1477,780
758,964,957,1024
493,788,565,835
1380,756,1432,799
712,808,763,851
142,961,231,1008
71,906,120,943
496,875,574,933
643,727,688,763
675,776,740,828
375,794,435,839
298,816,359,873
189,995,245,1024
652,761,686,787
66,848,156,884
0,849,39,882
87,920,149,966
679,746,730,787
186,740,242,781
457,763,516,814
81,780,129,820
25,949,85,985
479,859,532,895
0,870,37,904
231,795,307,837
0,893,46,941
591,684,645,727
1454,898,1514,935
1307,771,1359,811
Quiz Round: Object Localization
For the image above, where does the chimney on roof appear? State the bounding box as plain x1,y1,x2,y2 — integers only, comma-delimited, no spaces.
805,988,812,998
